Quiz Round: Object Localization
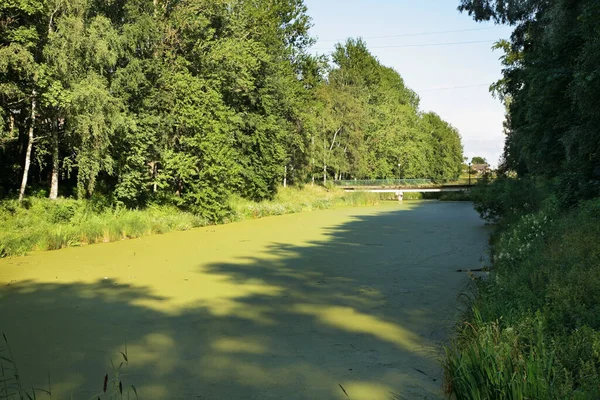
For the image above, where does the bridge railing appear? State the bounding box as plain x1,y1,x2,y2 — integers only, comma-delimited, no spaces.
333,178,479,187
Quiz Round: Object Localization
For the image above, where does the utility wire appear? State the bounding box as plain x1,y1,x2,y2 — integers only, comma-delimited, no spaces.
417,83,491,92
312,40,495,51
316,27,504,43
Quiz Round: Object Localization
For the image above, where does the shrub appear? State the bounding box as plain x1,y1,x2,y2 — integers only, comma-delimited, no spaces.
439,191,471,201
49,200,79,223
470,176,549,223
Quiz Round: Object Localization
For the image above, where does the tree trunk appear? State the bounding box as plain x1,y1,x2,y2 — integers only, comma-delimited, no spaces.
323,137,327,184
149,161,158,193
9,113,14,138
323,128,340,186
153,166,158,193
49,122,59,199
48,11,60,200
283,165,287,188
19,90,36,203
311,135,315,186
329,128,340,152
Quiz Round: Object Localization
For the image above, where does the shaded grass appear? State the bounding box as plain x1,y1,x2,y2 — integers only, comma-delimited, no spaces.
0,332,136,400
444,199,600,399
439,191,471,201
0,186,382,257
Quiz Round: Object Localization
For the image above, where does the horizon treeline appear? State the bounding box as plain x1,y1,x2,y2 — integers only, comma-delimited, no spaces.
459,0,600,204
0,0,463,220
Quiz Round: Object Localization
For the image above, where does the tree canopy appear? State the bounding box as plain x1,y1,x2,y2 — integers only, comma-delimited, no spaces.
459,0,600,204
1,0,464,219
471,156,488,165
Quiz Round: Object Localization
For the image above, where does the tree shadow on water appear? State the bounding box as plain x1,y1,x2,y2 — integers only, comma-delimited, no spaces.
0,202,489,399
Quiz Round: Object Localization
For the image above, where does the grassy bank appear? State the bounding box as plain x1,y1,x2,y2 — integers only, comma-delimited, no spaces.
377,191,471,201
444,179,600,399
229,185,381,220
0,186,381,258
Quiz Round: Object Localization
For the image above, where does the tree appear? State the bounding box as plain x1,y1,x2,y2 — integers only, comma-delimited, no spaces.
0,0,45,202
471,156,488,165
313,39,463,182
43,6,123,198
0,0,466,217
459,0,600,203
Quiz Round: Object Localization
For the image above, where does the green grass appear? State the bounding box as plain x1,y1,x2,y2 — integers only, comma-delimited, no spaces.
376,191,471,201
0,198,208,257
444,198,600,399
228,185,381,220
0,186,382,258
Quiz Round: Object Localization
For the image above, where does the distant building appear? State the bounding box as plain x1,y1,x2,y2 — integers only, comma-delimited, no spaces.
472,164,490,176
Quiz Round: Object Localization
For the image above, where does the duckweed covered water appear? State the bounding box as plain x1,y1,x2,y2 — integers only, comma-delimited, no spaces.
0,201,489,399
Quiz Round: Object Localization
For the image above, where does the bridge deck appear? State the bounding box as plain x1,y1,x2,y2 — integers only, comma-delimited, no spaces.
334,178,479,187
345,188,468,193
343,184,471,193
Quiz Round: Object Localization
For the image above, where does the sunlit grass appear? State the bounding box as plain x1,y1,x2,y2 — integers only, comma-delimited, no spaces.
0,199,208,257
0,186,382,257
228,185,381,221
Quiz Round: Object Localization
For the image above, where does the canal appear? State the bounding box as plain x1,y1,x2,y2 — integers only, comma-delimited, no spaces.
0,201,489,399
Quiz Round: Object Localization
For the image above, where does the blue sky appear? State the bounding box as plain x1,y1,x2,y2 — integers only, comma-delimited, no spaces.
304,0,513,167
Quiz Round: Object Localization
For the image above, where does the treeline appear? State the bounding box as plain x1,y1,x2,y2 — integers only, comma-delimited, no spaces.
0,0,463,219
460,0,600,203
444,1,600,398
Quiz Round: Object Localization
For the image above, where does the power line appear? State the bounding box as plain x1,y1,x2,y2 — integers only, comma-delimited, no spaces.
367,40,495,49
312,40,495,51
417,83,491,92
316,27,504,43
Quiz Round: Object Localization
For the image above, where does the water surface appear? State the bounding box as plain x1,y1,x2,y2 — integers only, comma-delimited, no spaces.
0,201,489,399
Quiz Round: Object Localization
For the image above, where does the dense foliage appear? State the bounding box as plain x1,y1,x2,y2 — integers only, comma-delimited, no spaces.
446,2,600,398
459,0,600,205
0,0,463,220
313,39,463,183
447,179,600,399
470,175,547,223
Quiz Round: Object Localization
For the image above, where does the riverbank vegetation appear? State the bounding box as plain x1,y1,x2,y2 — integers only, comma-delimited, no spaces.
0,0,463,224
0,186,380,258
378,191,471,201
447,180,600,399
445,1,600,398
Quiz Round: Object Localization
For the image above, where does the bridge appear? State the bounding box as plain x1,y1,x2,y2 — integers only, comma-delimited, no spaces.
333,178,477,201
